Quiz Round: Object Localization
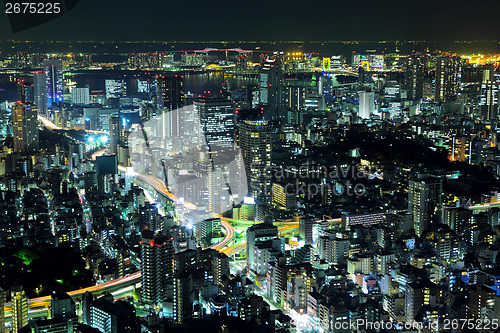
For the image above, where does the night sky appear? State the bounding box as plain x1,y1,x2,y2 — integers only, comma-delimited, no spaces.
1,0,499,41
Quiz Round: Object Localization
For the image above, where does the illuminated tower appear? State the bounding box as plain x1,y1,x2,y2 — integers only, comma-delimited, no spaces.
105,79,126,99
434,56,461,103
408,176,442,237
404,55,426,100
157,76,185,139
109,116,122,155
194,95,234,148
258,55,285,122
358,90,375,119
33,71,47,114
12,102,39,154
11,286,28,333
479,66,500,122
42,59,63,108
157,75,184,111
71,87,90,105
17,80,33,103
140,230,174,305
238,120,272,204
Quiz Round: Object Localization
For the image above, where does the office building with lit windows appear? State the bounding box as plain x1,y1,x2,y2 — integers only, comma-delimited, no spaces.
140,230,174,305
12,102,39,154
90,297,138,333
42,59,63,108
11,286,28,333
194,95,235,148
434,56,461,103
358,90,375,119
33,71,47,114
259,56,285,122
408,176,442,237
71,87,90,105
157,75,184,111
238,120,272,204
479,67,500,122
109,116,122,155
105,79,127,100
405,279,438,323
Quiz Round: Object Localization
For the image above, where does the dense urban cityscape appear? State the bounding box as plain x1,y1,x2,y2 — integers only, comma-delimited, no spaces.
0,38,500,333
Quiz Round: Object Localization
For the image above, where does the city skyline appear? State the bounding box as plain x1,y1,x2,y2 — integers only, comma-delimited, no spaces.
2,4,500,330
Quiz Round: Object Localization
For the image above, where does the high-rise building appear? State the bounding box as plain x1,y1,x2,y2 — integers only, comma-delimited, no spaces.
50,292,76,320
442,206,472,234
479,67,500,122
11,286,28,333
81,292,93,325
194,96,234,148
42,59,63,108
238,120,272,204
105,79,127,100
246,222,278,274
157,76,184,111
467,284,495,321
17,80,33,103
404,55,426,100
71,87,90,105
405,279,438,323
358,90,375,119
12,102,39,154
33,71,47,114
408,176,442,237
90,297,138,333
173,273,193,324
259,55,284,122
318,232,350,265
435,56,461,103
140,230,174,305
448,136,471,162
109,116,122,155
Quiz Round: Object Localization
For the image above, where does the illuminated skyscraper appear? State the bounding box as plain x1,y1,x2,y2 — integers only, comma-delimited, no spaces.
16,80,33,103
157,75,184,111
42,59,63,108
105,79,126,99
405,280,438,323
479,67,500,122
246,219,278,274
157,76,185,140
259,55,285,122
12,102,39,154
11,286,28,333
109,116,122,155
404,55,426,100
238,120,272,204
71,87,90,105
140,230,174,305
194,95,234,148
33,71,47,114
358,90,375,119
408,176,442,237
434,56,461,103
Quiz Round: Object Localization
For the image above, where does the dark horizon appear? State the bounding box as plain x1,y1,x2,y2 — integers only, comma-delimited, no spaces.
2,0,500,42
